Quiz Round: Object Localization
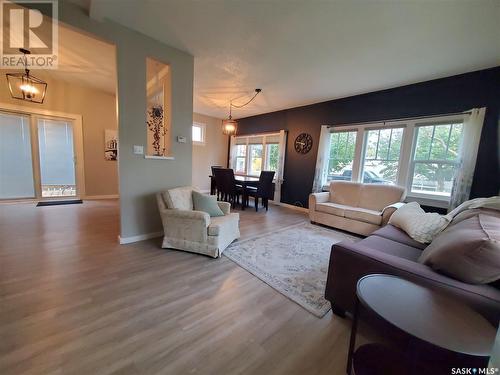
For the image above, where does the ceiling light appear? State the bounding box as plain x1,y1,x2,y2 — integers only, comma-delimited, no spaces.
223,88,262,136
6,48,47,104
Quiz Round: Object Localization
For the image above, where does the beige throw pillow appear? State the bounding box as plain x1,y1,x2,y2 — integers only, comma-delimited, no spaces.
388,202,449,243
419,214,500,284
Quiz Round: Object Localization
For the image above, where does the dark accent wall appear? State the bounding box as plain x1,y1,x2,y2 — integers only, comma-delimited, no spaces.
237,67,500,208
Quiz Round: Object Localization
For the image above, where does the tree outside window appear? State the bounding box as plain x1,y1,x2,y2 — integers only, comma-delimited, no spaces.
327,131,357,180
411,123,463,196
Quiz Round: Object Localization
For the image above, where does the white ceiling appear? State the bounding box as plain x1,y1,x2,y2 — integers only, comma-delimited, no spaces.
1,20,116,95
49,24,116,93
85,0,500,119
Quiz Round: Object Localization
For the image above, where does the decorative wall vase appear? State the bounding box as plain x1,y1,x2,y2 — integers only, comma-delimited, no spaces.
146,105,165,156
145,57,171,157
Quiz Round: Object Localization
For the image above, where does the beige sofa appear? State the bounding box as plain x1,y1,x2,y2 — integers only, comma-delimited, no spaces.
157,186,240,258
309,181,406,236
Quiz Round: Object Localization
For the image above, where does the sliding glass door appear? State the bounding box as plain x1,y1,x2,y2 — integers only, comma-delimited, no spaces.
0,112,35,199
0,109,82,201
37,118,77,197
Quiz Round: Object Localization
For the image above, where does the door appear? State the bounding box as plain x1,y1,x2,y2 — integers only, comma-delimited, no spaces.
36,118,78,198
0,111,35,199
0,106,84,202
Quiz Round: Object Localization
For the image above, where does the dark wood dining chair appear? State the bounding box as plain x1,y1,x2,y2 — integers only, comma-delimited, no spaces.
211,166,224,198
246,171,275,211
215,168,243,207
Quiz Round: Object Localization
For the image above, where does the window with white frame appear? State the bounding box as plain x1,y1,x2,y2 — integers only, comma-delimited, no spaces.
320,114,467,204
192,122,205,144
410,122,463,197
230,133,282,177
327,130,357,181
361,127,404,185
234,144,247,173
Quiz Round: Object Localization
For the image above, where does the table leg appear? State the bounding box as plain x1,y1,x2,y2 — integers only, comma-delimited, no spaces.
210,177,216,196
242,185,247,211
346,297,359,375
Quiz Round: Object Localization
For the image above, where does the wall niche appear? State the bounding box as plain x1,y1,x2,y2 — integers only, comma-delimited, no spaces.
146,57,172,158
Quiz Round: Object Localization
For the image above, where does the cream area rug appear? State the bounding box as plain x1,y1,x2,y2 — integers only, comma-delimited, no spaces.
224,222,358,318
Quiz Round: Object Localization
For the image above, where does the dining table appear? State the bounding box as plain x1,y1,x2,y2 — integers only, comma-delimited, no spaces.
209,174,273,210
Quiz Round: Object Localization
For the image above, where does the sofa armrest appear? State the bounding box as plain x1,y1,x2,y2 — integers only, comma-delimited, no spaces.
158,208,210,242
309,192,329,207
325,240,500,324
381,202,405,225
217,201,231,215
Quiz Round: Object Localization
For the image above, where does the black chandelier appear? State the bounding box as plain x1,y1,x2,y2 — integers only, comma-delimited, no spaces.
6,48,47,104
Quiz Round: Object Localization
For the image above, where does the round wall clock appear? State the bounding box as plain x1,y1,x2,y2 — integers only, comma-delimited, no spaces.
294,133,313,154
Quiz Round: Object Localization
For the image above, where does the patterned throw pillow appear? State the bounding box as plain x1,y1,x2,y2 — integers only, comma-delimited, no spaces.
388,202,449,243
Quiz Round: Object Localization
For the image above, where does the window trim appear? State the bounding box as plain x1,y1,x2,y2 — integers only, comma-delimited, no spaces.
192,122,206,145
322,113,467,206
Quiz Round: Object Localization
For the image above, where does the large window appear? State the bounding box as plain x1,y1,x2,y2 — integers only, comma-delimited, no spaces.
230,133,283,177
320,114,467,205
410,123,463,197
327,131,357,181
361,127,403,185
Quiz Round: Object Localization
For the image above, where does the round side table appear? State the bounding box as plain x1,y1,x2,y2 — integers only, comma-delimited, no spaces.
346,274,496,374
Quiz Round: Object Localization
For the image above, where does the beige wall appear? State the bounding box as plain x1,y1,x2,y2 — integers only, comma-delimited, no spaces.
0,74,118,197
192,113,227,192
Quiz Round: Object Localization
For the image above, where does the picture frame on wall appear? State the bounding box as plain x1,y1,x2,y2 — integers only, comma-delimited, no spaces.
104,129,118,161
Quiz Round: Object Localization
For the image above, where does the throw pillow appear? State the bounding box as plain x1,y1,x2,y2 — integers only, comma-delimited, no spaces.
388,202,449,243
419,214,500,284
192,191,224,217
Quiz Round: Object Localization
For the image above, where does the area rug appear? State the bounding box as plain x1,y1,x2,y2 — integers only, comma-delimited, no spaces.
224,222,358,317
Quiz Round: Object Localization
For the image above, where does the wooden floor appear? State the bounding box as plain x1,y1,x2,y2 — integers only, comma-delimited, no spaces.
0,200,362,375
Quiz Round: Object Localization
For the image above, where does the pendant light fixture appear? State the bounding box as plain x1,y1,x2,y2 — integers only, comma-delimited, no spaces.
222,88,262,135
6,48,48,104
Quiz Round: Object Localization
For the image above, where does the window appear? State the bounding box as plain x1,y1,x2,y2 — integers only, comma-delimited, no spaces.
230,132,283,177
265,143,279,171
410,123,463,197
361,127,403,185
248,144,263,176
327,131,357,181
235,144,247,173
192,123,205,144
319,113,467,205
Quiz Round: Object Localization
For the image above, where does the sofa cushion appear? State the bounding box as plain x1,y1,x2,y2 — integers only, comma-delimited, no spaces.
419,214,500,284
163,186,196,210
329,181,361,207
372,224,427,250
316,202,348,217
358,184,406,211
344,207,382,225
389,202,449,243
357,235,422,261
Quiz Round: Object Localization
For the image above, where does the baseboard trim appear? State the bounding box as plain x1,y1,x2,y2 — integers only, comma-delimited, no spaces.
270,201,308,213
119,231,163,244
85,194,119,200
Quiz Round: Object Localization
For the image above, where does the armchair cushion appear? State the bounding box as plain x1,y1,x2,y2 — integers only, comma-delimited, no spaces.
163,186,196,210
192,191,224,217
